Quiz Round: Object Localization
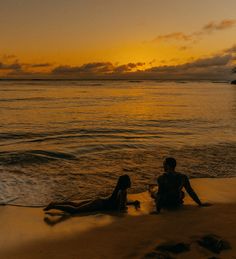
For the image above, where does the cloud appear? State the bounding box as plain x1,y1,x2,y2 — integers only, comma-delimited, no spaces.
149,59,156,65
0,62,21,70
153,32,193,42
1,54,17,61
29,63,52,68
49,53,234,80
1,45,235,80
114,62,145,72
179,45,191,51
151,19,236,43
183,54,232,68
203,19,236,32
0,56,53,75
52,62,145,75
52,62,114,75
225,44,236,54
138,53,234,80
147,54,232,73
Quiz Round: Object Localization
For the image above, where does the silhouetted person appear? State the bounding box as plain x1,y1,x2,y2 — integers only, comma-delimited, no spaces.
44,175,140,214
149,157,210,213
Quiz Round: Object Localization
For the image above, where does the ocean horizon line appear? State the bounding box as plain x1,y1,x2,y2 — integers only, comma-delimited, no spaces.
0,78,231,82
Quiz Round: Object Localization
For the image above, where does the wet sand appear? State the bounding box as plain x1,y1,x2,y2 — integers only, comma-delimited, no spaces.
1,178,236,259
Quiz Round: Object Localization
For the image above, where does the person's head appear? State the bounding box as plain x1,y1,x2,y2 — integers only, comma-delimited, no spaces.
163,157,177,172
117,174,131,190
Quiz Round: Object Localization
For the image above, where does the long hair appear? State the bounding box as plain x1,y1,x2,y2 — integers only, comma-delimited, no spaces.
110,175,131,200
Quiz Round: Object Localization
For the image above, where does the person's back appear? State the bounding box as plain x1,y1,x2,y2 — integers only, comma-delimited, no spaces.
157,172,185,208
153,157,209,213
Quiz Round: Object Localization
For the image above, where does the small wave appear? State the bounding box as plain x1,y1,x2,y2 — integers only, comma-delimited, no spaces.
0,132,49,140
211,81,229,84
76,83,104,86
0,125,195,146
128,80,143,83
175,81,187,84
87,83,104,86
0,150,76,165
74,143,145,155
0,142,235,206
0,128,146,141
0,97,57,103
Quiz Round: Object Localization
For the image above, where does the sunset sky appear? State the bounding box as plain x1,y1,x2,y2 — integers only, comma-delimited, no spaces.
0,0,235,79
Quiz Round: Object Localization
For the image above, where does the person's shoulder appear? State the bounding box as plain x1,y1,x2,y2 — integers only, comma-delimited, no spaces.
176,172,188,180
118,189,127,194
157,174,165,182
176,172,186,176
157,174,166,179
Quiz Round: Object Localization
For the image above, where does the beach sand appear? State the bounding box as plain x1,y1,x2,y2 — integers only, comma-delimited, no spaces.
1,178,236,259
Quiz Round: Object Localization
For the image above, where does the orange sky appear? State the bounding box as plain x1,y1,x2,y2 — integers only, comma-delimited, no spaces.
0,0,235,79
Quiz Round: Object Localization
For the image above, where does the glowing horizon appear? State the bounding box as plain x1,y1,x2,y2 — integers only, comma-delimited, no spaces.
0,0,235,79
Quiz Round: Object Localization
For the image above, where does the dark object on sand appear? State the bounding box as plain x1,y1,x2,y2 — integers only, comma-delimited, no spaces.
208,257,221,259
231,80,236,84
198,234,231,254
143,251,173,259
155,242,190,254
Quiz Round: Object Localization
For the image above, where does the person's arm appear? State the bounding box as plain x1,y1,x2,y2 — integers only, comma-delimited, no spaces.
183,176,203,206
127,200,140,209
117,190,128,211
117,190,140,210
148,184,158,199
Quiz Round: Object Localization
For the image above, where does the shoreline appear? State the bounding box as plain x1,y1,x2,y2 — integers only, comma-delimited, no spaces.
1,178,236,258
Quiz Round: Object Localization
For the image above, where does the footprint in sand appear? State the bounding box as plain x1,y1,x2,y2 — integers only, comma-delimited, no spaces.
197,234,231,254
143,242,190,258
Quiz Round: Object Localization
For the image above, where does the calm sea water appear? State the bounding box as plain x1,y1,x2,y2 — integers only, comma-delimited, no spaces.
0,80,235,205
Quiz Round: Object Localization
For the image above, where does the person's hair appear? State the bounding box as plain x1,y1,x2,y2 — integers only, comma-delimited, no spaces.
116,174,131,190
110,175,131,200
164,157,177,169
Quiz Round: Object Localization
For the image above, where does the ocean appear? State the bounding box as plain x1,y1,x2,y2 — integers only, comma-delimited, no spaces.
0,80,235,206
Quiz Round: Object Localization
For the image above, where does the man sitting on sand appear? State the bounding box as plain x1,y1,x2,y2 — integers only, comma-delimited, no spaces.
149,157,210,213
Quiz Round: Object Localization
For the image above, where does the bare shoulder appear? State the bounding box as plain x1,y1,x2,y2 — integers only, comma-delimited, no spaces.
157,174,164,180
157,174,165,183
176,172,189,183
176,172,187,178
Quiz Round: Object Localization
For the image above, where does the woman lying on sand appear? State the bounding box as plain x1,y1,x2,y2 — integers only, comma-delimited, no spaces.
149,157,211,213
44,174,140,214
